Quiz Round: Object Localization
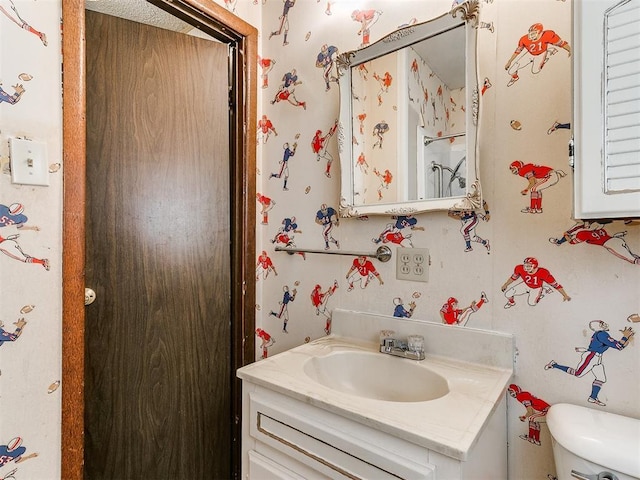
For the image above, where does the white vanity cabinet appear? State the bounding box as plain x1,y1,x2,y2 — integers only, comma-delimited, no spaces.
238,310,514,480
240,378,508,480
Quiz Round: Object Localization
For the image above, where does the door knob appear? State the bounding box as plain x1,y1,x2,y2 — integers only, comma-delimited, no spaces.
85,288,96,306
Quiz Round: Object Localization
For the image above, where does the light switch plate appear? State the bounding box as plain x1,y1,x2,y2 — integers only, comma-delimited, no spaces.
396,247,429,282
9,138,49,186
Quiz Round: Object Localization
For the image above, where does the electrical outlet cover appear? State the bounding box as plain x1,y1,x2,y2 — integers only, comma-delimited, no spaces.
396,247,429,282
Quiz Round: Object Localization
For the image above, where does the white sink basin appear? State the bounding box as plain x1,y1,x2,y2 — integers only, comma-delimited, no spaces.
303,350,449,402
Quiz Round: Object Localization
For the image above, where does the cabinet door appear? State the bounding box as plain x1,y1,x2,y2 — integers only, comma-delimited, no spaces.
573,0,640,218
248,450,308,480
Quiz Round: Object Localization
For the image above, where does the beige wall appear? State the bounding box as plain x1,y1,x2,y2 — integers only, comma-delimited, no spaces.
248,1,640,479
0,0,62,477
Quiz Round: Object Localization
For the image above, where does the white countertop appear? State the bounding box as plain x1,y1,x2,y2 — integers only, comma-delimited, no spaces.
237,334,513,461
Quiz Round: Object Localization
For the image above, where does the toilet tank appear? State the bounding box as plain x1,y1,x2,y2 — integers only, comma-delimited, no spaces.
547,403,640,479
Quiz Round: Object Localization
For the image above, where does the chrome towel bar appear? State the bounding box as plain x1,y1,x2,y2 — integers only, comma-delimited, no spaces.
423,132,465,146
275,245,392,262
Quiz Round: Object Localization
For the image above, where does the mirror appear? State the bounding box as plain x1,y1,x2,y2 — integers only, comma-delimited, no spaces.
337,1,482,217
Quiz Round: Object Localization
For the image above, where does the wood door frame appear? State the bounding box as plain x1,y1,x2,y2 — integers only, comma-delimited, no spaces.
61,1,257,478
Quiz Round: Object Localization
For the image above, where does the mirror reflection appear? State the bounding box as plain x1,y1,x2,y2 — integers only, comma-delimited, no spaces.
352,24,466,204
338,2,481,216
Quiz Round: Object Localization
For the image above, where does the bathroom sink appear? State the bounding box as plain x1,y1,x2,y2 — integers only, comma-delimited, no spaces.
238,315,515,461
303,350,449,402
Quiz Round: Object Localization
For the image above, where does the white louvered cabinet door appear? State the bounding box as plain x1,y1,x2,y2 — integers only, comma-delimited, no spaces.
573,0,640,218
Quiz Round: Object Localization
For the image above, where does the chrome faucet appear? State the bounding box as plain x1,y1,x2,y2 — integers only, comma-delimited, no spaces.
379,335,425,361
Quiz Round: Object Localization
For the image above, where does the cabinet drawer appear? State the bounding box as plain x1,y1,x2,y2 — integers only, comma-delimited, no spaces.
249,389,435,480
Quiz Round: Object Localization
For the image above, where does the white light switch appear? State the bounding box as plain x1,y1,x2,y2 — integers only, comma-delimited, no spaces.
9,138,49,186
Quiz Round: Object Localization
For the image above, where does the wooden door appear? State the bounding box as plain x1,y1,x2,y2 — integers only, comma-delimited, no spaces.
85,11,232,478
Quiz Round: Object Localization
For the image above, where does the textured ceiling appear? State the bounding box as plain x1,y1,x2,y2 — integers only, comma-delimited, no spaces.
85,0,194,33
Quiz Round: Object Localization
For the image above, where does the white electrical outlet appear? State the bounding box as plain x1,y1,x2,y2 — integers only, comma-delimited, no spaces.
396,247,429,282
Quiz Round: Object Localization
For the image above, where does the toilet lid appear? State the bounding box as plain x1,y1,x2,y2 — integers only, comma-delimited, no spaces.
547,403,640,478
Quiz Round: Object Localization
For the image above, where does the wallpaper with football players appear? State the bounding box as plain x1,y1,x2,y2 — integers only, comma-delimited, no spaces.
241,1,640,479
0,1,637,479
0,1,63,478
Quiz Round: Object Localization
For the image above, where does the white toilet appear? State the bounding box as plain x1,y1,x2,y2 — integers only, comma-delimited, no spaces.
547,403,640,480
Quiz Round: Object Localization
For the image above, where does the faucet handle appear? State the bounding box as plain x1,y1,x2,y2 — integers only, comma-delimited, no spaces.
407,334,425,353
379,329,395,345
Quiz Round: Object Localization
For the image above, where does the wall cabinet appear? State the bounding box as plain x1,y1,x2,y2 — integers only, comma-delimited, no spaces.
337,1,483,216
241,382,507,480
573,0,640,219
